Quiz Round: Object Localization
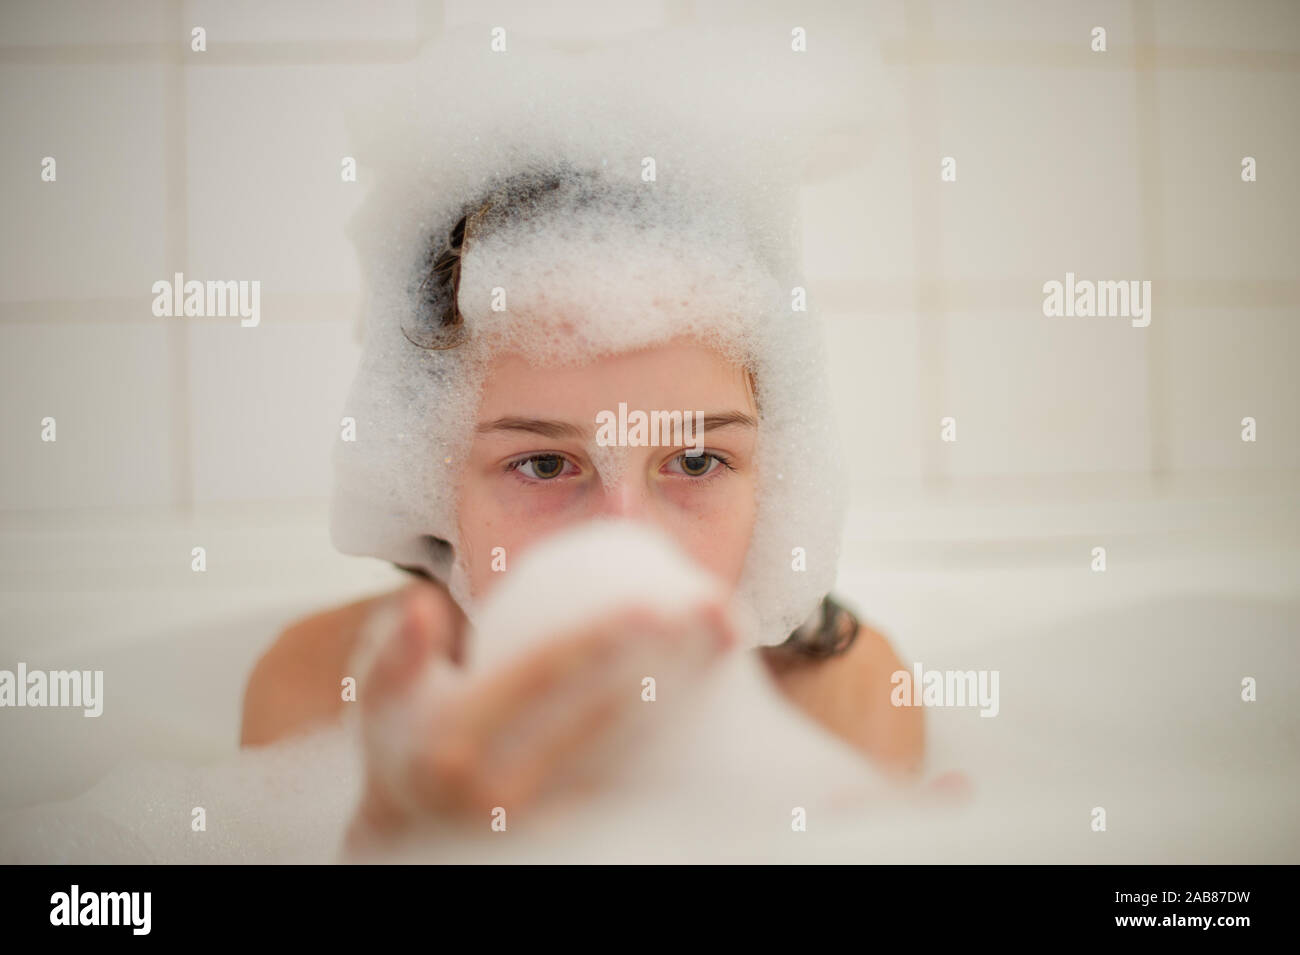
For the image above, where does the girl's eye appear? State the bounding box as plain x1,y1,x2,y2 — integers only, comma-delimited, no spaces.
509,454,575,481
666,452,729,479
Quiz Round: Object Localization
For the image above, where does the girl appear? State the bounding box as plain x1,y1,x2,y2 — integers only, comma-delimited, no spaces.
241,162,928,851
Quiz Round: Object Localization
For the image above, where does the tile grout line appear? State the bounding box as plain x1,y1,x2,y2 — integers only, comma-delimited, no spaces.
3,40,1296,71
903,0,947,495
1133,0,1168,490
167,0,192,517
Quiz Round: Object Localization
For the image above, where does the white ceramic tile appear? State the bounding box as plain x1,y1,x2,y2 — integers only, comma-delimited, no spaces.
0,318,175,509
186,0,424,45
940,307,1151,475
928,0,1135,43
187,316,360,502
1153,70,1300,281
0,64,169,301
185,65,390,294
930,66,1145,281
0,0,176,46
825,310,926,483
444,0,664,37
1150,0,1300,54
801,152,915,281
690,0,890,36
860,0,907,43
1161,307,1300,472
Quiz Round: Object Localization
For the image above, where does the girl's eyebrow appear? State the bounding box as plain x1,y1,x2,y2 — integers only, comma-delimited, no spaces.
476,411,757,438
476,417,585,439
699,411,757,431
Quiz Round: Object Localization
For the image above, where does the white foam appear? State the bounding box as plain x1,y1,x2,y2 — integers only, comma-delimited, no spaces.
463,518,729,674
0,725,360,864
329,27,849,647
6,594,1298,863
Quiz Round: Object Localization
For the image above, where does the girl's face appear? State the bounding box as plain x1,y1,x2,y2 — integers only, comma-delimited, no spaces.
456,338,759,600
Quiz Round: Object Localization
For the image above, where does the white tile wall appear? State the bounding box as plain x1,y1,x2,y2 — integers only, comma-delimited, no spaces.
1153,69,1300,281
931,65,1145,281
186,315,360,502
824,310,927,483
0,318,175,508
801,154,916,282
0,64,169,301
185,64,388,294
444,0,663,38
0,1,177,46
1149,0,1300,53
187,0,426,45
940,308,1151,475
1163,308,1300,472
0,0,1295,525
928,0,1134,44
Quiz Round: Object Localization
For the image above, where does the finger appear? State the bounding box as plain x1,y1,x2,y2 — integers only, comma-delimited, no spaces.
400,611,661,815
485,609,727,804
671,600,739,654
407,607,723,818
497,688,627,810
347,774,409,848
361,582,453,710
706,601,739,651
403,580,459,662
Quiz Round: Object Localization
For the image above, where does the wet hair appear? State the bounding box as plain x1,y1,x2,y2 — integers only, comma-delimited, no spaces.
395,170,861,660
403,166,573,351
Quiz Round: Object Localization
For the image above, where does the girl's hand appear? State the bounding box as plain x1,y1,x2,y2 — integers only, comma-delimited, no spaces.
343,581,736,856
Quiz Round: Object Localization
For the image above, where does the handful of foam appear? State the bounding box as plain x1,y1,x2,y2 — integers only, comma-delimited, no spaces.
464,518,753,677
354,518,889,859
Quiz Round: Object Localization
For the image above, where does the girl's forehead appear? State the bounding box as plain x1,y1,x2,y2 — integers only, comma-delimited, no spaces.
474,340,757,418
484,334,733,373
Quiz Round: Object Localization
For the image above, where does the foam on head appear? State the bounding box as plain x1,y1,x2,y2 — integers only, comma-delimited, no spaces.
330,30,848,646
451,164,778,366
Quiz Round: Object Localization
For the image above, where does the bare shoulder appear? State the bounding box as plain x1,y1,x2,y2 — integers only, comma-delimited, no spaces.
761,619,925,778
239,591,398,747
835,620,926,776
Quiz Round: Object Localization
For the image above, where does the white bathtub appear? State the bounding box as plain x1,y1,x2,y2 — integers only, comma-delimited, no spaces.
2,505,1297,863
